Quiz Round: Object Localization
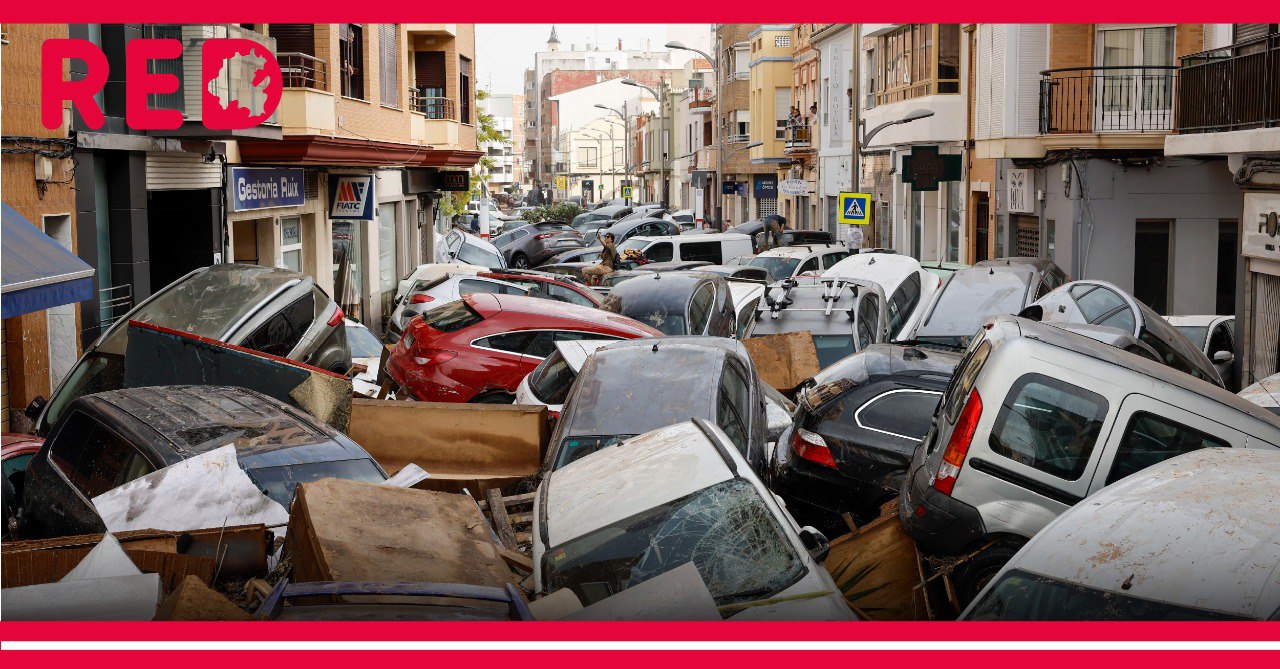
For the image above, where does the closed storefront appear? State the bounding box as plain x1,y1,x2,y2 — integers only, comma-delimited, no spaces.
1241,192,1280,386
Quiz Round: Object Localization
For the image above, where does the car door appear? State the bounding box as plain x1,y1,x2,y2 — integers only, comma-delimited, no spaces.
1085,395,1244,495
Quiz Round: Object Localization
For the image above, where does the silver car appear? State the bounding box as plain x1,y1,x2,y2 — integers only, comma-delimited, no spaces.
744,276,890,369
899,315,1280,604
385,274,529,343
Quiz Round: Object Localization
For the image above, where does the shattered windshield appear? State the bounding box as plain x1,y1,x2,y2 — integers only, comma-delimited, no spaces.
543,478,805,610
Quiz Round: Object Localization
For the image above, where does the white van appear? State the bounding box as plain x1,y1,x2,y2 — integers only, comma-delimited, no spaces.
615,233,753,267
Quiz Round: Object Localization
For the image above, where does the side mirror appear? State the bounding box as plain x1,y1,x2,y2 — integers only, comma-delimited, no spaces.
1213,350,1235,364
798,526,830,563
24,396,47,421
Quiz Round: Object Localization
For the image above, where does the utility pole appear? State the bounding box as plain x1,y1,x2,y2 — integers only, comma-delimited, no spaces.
851,23,862,247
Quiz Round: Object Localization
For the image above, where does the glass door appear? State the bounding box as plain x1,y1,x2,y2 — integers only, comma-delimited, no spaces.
1097,27,1175,132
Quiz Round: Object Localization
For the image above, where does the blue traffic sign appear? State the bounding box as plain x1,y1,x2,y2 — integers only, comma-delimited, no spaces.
838,192,872,225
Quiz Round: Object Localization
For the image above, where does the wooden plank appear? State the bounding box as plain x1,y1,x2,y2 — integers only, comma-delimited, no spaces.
824,500,924,620
496,546,533,574
485,488,518,550
509,512,532,526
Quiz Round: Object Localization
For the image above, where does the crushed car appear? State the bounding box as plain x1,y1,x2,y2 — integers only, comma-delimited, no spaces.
600,271,736,336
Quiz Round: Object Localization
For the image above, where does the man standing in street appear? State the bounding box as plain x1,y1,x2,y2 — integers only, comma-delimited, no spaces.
764,214,786,250
583,232,620,286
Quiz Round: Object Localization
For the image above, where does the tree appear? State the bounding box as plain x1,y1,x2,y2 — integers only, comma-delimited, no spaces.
439,90,511,219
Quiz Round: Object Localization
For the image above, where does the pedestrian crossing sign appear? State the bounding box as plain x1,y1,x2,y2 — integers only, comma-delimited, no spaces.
621,185,634,198
838,192,872,225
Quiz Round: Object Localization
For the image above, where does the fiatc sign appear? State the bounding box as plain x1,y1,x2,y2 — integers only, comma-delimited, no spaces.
230,168,304,212
329,175,375,221
42,38,281,131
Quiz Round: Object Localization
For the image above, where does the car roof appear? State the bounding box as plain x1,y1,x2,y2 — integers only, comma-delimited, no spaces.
628,232,750,243
467,293,661,336
996,448,1280,619
128,264,306,341
602,271,719,306
592,204,629,215
79,385,340,459
989,316,1280,429
753,245,838,259
1239,373,1280,410
974,256,1059,273
545,421,734,546
823,252,922,286
1164,315,1227,328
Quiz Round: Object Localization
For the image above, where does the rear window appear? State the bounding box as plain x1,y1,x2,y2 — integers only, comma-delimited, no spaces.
943,334,992,424
420,300,484,333
456,241,503,268
246,458,385,507
919,272,1030,344
988,373,1109,481
812,335,856,369
241,293,316,358
858,390,942,440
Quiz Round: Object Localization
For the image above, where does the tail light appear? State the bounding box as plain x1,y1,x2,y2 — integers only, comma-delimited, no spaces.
411,348,457,366
327,307,344,327
792,428,837,469
933,388,983,496
534,233,556,240
409,293,435,305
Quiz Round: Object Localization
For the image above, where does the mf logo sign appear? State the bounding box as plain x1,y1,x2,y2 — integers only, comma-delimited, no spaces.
42,37,281,131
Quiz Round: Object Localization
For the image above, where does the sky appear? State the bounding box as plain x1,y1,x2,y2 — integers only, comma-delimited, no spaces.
475,24,709,95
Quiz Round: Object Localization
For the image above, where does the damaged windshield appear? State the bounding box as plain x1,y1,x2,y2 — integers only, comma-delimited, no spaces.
543,478,805,610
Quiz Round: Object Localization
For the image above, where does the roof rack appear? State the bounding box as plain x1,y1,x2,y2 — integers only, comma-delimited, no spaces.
758,276,865,320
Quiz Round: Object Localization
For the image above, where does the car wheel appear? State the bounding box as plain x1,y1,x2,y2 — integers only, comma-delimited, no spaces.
951,539,1024,607
512,254,530,269
471,391,516,404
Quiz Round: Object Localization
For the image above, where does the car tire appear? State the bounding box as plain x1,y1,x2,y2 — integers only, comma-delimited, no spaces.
512,254,530,269
951,539,1024,607
471,391,516,404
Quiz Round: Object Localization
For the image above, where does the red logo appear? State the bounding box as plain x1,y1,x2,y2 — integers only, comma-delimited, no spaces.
42,38,281,131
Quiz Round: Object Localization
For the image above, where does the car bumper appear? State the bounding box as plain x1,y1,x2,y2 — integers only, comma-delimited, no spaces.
898,454,986,556
386,355,477,403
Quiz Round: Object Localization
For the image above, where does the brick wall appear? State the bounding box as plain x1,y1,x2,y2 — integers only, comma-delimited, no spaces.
1,24,80,425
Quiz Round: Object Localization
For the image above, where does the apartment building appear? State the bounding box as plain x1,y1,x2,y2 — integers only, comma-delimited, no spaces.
971,24,1237,318
714,24,772,226
480,93,525,196
780,24,820,231
674,58,717,220
545,76,657,202
745,25,793,221
811,24,856,238
1164,24,1280,386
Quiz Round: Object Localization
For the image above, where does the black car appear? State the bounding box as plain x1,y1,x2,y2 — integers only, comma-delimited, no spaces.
20,385,388,539
772,344,961,533
600,271,735,337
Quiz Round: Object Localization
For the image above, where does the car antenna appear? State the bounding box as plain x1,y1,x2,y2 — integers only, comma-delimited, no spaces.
989,267,995,275
652,342,660,352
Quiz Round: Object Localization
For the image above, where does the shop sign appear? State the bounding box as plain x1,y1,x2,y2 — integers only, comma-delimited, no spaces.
721,180,737,195
230,167,304,212
1243,192,1280,262
753,174,778,199
902,145,962,192
328,174,375,220
779,179,812,196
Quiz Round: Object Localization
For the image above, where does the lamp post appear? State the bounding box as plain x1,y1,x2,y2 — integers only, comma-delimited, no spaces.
583,130,608,204
666,40,720,226
855,108,935,250
621,77,670,207
595,103,632,203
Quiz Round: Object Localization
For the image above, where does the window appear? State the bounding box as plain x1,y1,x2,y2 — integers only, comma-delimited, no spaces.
1208,323,1234,357
988,374,1109,481
716,361,752,457
459,57,473,124
775,35,792,48
378,203,398,312
340,24,365,99
527,350,577,405
688,284,715,335
857,390,943,441
578,146,598,168
421,300,483,333
458,278,517,296
241,293,315,357
822,252,850,269
856,293,880,350
734,110,750,138
869,24,961,105
546,283,597,308
378,24,399,107
774,87,790,140
1070,284,1136,332
49,412,154,499
681,241,723,264
476,331,538,355
797,257,820,276
1106,412,1230,485
886,272,923,336
967,570,1247,621
737,296,760,339
280,216,303,272
644,242,674,262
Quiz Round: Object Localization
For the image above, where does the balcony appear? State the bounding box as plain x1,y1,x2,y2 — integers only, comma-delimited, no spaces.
279,52,327,90
144,24,282,139
1038,66,1177,150
410,89,461,146
727,133,751,144
784,124,812,151
688,88,715,114
1177,34,1280,134
405,24,458,37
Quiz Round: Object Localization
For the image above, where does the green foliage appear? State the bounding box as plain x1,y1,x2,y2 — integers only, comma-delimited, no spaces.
521,202,583,224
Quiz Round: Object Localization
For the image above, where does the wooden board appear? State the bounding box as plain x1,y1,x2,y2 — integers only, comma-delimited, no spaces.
741,331,822,394
824,500,927,621
284,478,516,596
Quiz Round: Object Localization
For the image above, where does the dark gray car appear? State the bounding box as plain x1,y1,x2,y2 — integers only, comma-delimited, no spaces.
545,337,770,473
492,222,585,268
33,264,350,435
600,271,736,336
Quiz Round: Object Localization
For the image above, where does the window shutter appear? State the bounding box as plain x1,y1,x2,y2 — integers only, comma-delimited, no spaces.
415,52,446,88
269,24,315,56
1233,24,1271,43
379,24,399,108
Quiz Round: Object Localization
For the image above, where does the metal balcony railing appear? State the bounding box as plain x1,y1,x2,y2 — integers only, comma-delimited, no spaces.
144,25,279,125
1177,34,1280,133
1038,66,1179,134
410,88,457,120
727,133,751,144
785,124,812,150
279,52,327,89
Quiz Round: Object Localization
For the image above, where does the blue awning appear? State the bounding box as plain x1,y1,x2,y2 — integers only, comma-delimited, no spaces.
2,203,95,318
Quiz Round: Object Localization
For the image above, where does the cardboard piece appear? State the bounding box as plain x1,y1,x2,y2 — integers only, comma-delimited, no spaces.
348,399,547,496
1,573,162,620
825,500,925,621
123,321,352,431
284,479,516,594
741,331,822,394
92,445,290,534
562,562,720,621
153,575,252,621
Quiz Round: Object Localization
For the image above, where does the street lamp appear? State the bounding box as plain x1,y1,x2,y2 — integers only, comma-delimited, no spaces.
858,109,934,151
621,77,671,207
666,40,722,226
583,130,609,203
595,103,633,203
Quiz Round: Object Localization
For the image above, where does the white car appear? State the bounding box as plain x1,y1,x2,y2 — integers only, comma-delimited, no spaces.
1239,372,1280,417
822,253,943,341
344,319,386,397
961,448,1280,620
1165,315,1236,387
436,229,506,268
394,262,486,306
386,273,528,343
747,244,850,283
531,420,856,620
727,281,766,339
515,339,615,416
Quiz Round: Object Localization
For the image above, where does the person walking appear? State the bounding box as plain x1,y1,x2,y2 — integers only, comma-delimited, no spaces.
582,232,620,286
469,213,480,234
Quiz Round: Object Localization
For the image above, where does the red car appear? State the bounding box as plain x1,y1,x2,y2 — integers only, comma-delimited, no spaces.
479,269,603,309
3,433,44,535
387,293,662,403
